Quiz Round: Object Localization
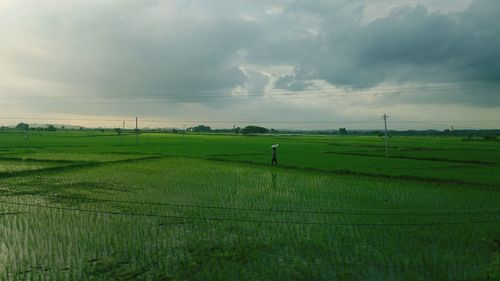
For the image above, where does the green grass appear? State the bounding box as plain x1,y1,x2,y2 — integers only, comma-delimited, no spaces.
0,131,499,280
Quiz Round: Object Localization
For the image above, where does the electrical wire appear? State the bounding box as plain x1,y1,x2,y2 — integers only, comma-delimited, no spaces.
1,82,500,105
0,116,499,124
7,193,499,216
1,199,499,226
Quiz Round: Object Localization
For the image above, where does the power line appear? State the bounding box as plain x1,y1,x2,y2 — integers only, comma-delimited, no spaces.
4,78,500,100
12,193,500,216
1,83,500,105
0,117,383,125
0,116,499,124
131,119,381,124
1,199,499,226
390,119,500,124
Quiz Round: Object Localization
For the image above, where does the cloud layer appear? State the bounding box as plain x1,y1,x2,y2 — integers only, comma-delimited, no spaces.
0,0,499,128
270,1,500,94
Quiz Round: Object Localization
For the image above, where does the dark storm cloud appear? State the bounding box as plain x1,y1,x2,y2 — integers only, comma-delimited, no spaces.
272,0,500,105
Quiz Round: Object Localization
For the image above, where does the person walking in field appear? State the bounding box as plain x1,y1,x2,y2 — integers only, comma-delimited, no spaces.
271,144,278,165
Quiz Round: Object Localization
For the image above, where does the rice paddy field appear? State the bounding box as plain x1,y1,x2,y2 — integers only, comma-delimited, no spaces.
0,130,499,280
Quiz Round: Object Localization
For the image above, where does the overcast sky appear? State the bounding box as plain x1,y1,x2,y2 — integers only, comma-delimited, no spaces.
1,0,499,129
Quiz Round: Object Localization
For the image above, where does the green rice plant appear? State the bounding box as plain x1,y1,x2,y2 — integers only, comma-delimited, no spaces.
0,132,499,280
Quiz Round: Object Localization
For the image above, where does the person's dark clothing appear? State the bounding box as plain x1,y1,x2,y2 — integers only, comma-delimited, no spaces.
271,147,278,165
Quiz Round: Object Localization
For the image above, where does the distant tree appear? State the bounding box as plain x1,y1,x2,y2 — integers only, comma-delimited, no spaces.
172,129,178,133
16,122,30,130
191,125,212,132
241,125,269,135
16,123,29,130
115,128,122,135
338,127,347,135
47,124,57,131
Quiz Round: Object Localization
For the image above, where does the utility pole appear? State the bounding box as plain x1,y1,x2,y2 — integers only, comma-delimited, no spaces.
451,125,454,137
121,121,125,145
135,117,139,146
382,113,389,158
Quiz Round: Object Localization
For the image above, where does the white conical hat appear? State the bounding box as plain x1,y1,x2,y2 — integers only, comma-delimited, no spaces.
271,144,278,148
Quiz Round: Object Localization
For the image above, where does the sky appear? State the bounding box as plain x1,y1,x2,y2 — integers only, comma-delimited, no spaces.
1,0,499,130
